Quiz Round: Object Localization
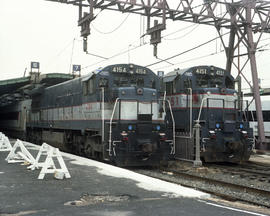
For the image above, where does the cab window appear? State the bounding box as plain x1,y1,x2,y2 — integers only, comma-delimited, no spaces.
225,76,234,89
210,77,223,88
196,75,208,87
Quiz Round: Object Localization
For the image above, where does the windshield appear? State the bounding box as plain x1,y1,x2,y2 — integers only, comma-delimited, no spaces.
209,77,223,87
113,100,164,121
196,75,208,88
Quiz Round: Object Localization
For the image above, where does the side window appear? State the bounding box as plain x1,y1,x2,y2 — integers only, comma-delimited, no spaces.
83,82,88,95
173,76,180,93
151,79,156,89
99,78,108,87
263,111,270,122
166,82,173,95
88,78,96,94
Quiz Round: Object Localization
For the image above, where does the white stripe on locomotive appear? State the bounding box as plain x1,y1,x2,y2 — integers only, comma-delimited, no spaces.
167,93,238,109
29,101,164,122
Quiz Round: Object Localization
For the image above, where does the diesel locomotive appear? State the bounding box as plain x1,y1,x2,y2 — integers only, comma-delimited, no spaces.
26,64,174,166
163,65,253,163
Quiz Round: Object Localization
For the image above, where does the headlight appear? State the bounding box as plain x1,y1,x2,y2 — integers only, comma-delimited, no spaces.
241,131,248,138
209,130,216,139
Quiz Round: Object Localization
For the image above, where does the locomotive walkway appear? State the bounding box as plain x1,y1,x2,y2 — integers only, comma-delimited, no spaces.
0,141,268,216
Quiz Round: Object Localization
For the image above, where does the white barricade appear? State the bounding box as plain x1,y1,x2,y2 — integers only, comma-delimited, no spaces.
28,143,53,170
0,132,5,145
5,139,36,164
0,134,12,152
38,147,71,180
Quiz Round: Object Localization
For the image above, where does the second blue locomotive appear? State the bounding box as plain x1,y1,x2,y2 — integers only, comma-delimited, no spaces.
163,65,253,163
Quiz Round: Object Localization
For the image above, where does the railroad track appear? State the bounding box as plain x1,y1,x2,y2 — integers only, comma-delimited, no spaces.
238,162,270,177
132,162,270,208
205,162,270,186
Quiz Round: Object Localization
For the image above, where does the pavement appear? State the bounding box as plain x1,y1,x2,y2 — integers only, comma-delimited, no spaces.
0,141,269,216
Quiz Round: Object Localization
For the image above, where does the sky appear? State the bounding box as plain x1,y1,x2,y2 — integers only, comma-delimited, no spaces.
1,0,270,90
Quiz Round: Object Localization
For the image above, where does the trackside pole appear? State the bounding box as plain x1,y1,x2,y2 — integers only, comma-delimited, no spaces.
193,121,202,167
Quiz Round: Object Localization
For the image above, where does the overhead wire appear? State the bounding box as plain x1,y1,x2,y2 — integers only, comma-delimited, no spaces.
69,38,76,74
152,38,270,71
45,39,74,62
163,25,200,41
162,24,198,38
145,31,230,68
82,41,150,70
81,24,204,71
153,51,223,71
43,38,76,72
91,13,130,35
86,52,109,60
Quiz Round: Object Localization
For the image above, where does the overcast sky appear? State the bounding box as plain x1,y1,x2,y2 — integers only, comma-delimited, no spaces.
1,0,270,90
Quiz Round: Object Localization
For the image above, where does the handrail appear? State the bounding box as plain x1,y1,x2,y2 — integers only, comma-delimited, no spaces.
165,99,176,154
101,87,105,143
163,91,166,113
196,97,208,123
109,98,120,156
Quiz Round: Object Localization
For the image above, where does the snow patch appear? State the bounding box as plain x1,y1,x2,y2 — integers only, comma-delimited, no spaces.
20,142,209,199
66,153,209,199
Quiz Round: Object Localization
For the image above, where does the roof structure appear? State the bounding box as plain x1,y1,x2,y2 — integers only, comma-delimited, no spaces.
0,73,74,107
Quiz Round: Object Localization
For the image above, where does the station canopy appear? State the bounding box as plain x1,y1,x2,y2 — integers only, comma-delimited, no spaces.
0,73,74,107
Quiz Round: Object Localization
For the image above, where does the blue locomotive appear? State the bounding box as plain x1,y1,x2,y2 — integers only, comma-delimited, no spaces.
163,65,253,163
27,64,174,166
